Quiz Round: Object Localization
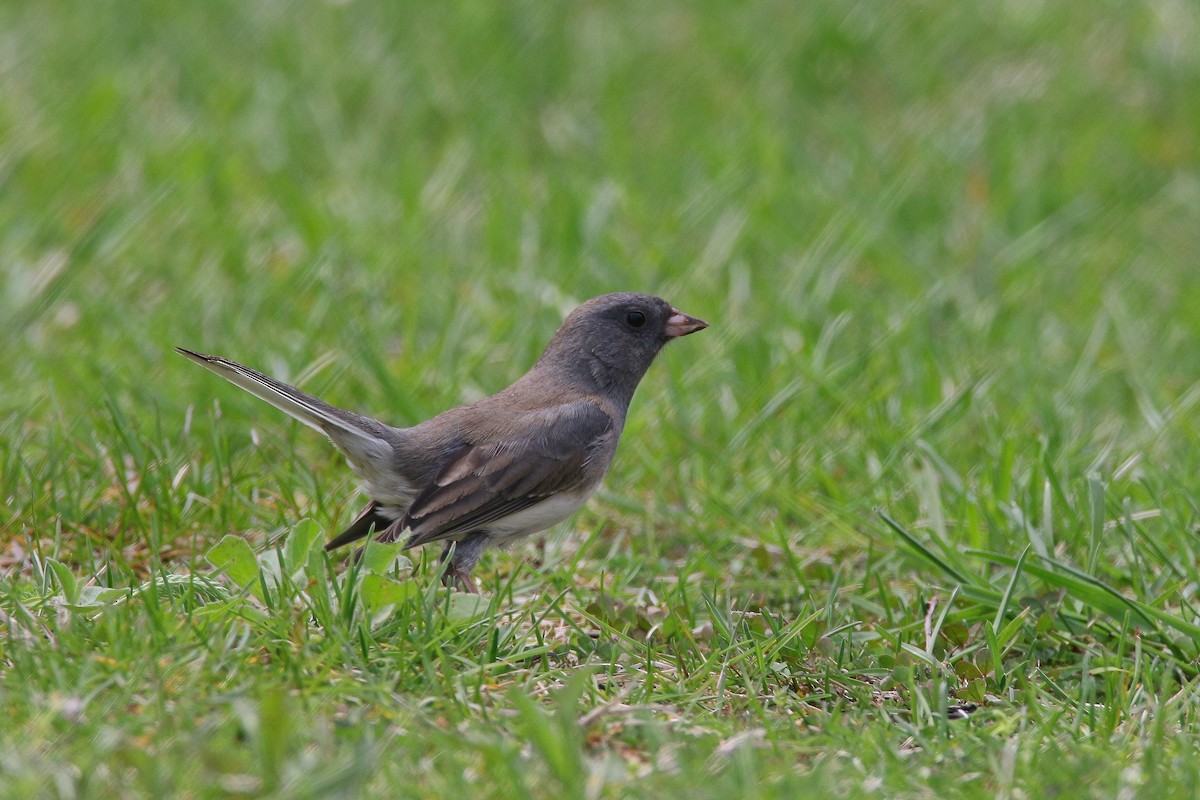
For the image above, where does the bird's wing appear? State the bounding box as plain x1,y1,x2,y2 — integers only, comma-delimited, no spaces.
176,347,398,470
391,403,615,549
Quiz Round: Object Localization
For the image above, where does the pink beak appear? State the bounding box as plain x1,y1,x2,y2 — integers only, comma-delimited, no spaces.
664,307,709,338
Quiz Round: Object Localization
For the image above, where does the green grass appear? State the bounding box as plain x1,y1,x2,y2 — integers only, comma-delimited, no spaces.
3,0,1200,796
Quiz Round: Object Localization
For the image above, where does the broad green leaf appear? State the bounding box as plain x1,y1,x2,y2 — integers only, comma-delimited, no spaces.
284,519,324,577
360,540,413,575
46,559,79,603
74,585,128,607
205,535,259,589
257,550,285,596
306,547,329,592
446,593,491,625
954,659,984,682
360,574,417,611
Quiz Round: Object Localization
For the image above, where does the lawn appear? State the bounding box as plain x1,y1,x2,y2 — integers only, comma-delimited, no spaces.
3,0,1200,797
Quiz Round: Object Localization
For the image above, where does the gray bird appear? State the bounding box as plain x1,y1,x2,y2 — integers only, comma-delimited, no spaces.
178,292,708,592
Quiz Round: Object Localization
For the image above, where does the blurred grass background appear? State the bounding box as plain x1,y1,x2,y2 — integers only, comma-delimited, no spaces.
3,0,1200,797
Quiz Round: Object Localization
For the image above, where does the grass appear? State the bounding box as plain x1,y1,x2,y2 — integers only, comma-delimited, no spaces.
3,0,1200,796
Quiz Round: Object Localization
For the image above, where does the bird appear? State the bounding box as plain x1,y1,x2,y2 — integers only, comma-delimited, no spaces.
178,292,708,593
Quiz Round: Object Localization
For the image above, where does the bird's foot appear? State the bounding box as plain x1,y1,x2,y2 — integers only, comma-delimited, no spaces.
440,565,480,594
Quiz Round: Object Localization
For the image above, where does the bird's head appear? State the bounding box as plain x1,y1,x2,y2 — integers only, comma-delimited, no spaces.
535,292,708,401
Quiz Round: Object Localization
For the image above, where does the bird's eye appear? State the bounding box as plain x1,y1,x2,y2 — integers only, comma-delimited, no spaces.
625,310,646,328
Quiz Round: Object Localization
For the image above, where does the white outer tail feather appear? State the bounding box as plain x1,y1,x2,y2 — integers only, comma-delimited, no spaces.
176,348,389,450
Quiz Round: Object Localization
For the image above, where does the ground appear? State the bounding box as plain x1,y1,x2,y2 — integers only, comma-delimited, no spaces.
2,1,1200,797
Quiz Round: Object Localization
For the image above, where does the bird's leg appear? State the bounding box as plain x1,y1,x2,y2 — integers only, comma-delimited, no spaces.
453,567,480,594
436,554,479,594
437,534,488,593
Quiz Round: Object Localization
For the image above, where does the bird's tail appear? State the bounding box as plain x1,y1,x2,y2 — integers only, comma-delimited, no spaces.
175,347,395,456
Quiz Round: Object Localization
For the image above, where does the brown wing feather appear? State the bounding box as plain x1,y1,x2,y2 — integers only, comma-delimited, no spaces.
388,404,613,549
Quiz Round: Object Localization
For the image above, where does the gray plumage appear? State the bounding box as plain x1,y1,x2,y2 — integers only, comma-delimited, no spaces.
178,292,707,592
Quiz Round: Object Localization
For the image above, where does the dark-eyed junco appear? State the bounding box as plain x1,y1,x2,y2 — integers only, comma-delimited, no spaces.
178,292,707,592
